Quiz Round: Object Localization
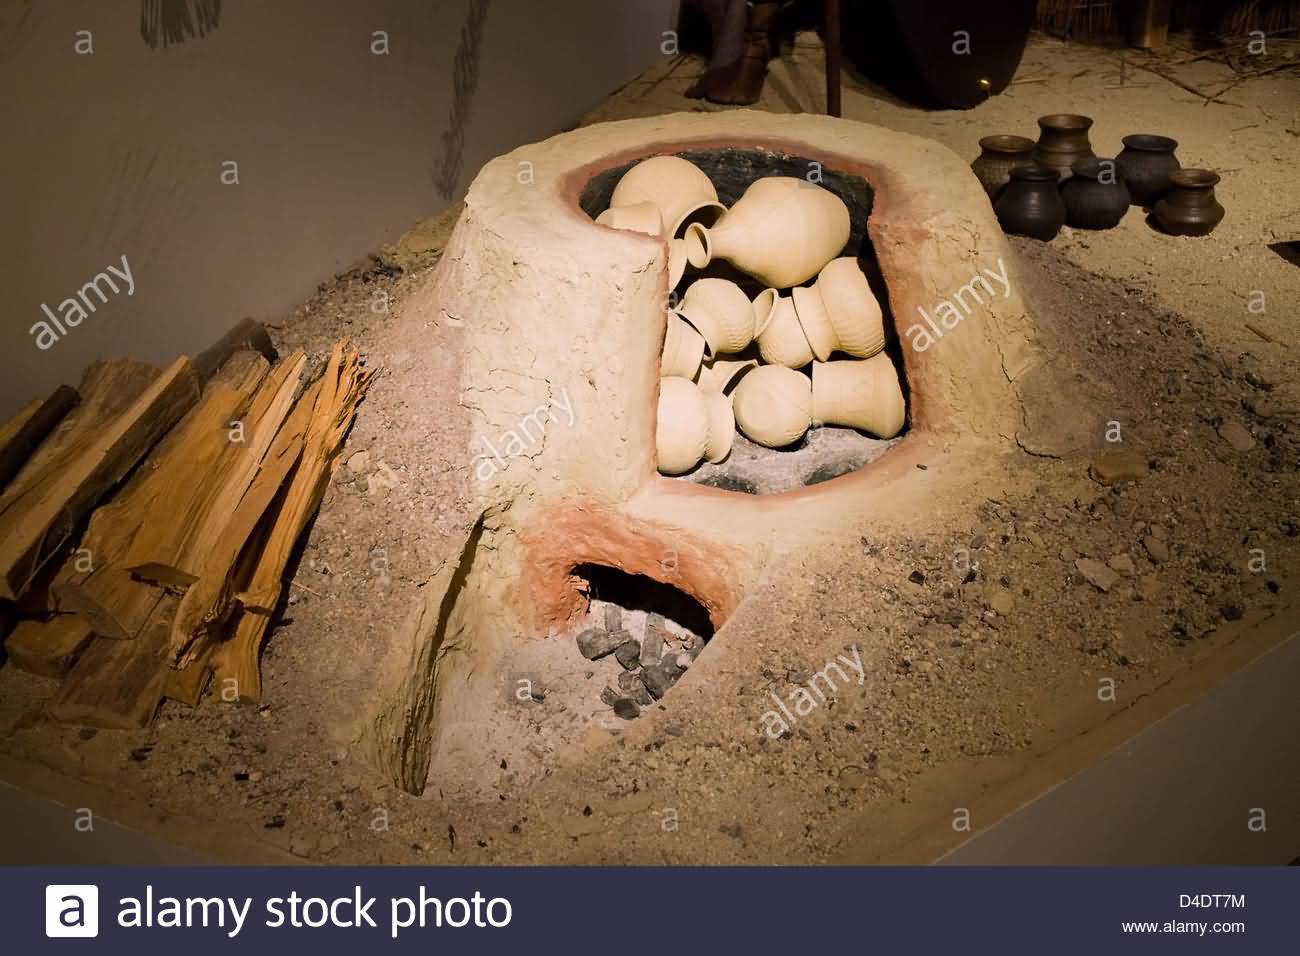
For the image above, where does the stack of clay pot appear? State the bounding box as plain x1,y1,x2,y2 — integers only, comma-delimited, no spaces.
596,155,907,476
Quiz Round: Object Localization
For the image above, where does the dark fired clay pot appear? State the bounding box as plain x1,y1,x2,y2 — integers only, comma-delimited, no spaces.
1061,157,1130,229
1033,113,1095,181
971,134,1037,199
1153,169,1225,237
994,163,1067,241
1115,134,1181,206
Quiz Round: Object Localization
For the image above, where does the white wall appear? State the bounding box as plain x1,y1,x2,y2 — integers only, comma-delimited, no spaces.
0,0,677,415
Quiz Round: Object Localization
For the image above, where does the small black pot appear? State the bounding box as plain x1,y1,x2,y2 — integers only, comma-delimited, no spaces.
995,163,1067,241
1153,168,1226,237
1061,157,1131,229
1033,113,1095,181
971,134,1037,199
1115,134,1180,206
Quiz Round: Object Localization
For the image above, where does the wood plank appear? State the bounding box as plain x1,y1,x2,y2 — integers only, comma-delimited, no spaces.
164,643,214,707
53,352,271,637
1130,0,1171,49
192,318,278,385
47,594,178,729
215,342,371,698
125,351,305,587
4,614,95,678
0,385,80,495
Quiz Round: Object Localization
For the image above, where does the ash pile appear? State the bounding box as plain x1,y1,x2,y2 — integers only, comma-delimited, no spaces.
577,602,704,720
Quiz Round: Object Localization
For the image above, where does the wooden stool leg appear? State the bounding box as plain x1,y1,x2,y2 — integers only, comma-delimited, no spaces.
824,0,842,116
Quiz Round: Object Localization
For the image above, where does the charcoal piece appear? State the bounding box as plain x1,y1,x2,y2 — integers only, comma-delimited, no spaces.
600,686,620,707
612,698,640,720
577,627,624,660
618,671,653,705
640,658,683,700
614,639,642,671
603,604,622,631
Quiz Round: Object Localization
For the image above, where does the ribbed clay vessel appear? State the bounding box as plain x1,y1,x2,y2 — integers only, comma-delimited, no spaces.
755,290,814,368
683,177,850,288
656,377,710,475
731,365,813,448
812,354,907,439
701,389,736,464
661,312,706,379
676,277,756,355
609,155,726,237
790,259,885,361
696,355,757,394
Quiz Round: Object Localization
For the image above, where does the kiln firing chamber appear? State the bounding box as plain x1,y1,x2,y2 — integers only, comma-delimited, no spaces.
365,112,1058,794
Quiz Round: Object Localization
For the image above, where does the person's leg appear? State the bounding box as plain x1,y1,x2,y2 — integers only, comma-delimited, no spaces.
684,0,751,100
699,1,783,106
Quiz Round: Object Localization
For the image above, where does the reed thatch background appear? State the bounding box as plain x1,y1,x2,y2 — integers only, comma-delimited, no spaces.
1035,0,1300,44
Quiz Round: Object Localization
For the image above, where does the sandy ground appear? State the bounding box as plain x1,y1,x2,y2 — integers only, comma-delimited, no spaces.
0,33,1297,864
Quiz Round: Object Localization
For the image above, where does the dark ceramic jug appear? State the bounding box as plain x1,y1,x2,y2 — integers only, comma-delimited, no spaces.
1115,134,1180,206
1061,157,1130,229
1033,113,1095,181
1153,169,1225,237
994,163,1067,241
971,134,1037,199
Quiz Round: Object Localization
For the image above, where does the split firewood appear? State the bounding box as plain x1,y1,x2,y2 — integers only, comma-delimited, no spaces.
52,351,271,638
125,350,306,587
163,642,216,708
3,360,156,500
192,317,278,385
0,357,198,601
48,594,178,729
169,376,322,662
4,614,96,678
209,342,372,698
0,385,80,494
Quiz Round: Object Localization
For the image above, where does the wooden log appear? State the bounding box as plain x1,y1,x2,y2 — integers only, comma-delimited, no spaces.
163,644,214,708
193,318,278,385
53,352,271,637
4,614,95,678
0,357,198,600
213,343,371,697
125,351,305,587
48,594,179,729
0,385,80,494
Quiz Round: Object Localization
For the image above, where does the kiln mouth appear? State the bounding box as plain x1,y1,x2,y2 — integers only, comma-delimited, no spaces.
580,147,912,496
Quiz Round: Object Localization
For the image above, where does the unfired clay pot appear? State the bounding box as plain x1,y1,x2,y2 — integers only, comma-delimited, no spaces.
731,365,813,448
609,156,727,237
811,354,906,439
702,389,736,464
790,258,885,361
696,355,758,394
754,289,813,368
656,376,710,475
661,312,706,379
683,177,850,288
595,201,664,236
676,277,756,355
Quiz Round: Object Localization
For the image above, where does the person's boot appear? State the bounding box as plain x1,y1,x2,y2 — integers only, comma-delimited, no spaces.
688,1,782,106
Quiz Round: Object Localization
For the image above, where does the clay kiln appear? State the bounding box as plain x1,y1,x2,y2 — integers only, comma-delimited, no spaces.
366,111,1056,795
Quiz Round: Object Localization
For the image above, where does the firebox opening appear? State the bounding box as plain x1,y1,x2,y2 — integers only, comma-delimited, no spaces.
580,147,911,496
568,562,716,721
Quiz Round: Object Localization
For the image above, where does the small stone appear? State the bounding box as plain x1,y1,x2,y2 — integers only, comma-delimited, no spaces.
614,639,642,670
1090,448,1149,485
1245,396,1276,419
719,822,743,839
600,686,620,707
1076,557,1119,592
576,627,625,660
988,590,1014,616
346,450,370,474
640,622,665,666
908,569,926,585
612,698,640,720
1024,529,1046,549
684,632,706,660
318,833,341,854
1143,536,1170,563
1107,553,1136,575
290,836,317,858
603,604,622,631
1149,524,1168,541
1217,421,1255,451
1059,546,1078,564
